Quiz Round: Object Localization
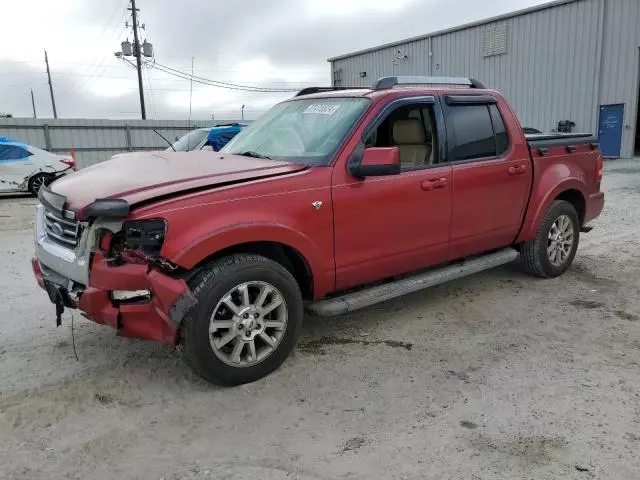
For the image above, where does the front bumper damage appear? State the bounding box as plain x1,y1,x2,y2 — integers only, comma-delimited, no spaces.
33,195,196,346
33,251,196,345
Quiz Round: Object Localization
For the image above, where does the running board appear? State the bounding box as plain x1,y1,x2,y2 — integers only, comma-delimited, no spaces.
307,248,519,317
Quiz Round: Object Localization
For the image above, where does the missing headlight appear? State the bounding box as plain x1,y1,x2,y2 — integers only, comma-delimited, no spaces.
124,219,166,256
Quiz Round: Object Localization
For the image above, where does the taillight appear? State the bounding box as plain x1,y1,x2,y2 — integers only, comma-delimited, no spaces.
595,154,603,182
60,159,75,169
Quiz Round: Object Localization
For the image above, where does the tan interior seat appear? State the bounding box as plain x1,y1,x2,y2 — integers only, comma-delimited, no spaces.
392,119,432,168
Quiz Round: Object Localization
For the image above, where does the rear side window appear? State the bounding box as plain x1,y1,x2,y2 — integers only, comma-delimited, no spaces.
0,145,32,161
489,104,509,155
448,105,496,160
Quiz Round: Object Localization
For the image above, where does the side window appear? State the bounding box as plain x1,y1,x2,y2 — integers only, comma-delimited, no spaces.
0,145,31,161
366,103,438,170
489,104,509,155
449,105,496,161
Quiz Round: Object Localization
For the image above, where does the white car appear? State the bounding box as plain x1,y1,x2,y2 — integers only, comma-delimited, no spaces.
0,138,75,196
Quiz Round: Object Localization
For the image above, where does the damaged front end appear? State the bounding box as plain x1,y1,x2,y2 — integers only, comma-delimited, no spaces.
33,190,196,345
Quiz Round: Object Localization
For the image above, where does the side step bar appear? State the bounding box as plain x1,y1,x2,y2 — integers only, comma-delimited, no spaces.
307,248,519,317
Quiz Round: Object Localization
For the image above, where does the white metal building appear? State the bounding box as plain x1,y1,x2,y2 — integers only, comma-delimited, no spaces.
328,0,640,158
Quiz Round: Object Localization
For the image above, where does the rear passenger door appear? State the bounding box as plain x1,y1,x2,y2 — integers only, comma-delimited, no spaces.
442,96,531,259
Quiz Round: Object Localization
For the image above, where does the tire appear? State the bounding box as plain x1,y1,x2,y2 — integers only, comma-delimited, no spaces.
28,173,53,196
180,254,304,386
520,200,580,278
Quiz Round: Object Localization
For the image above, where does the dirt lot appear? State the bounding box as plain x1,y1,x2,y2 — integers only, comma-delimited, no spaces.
1,160,640,480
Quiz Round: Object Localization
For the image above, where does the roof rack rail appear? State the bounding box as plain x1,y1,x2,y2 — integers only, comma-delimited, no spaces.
295,86,369,96
373,76,486,89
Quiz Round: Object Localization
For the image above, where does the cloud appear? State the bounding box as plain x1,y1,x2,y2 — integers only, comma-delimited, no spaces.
0,0,549,120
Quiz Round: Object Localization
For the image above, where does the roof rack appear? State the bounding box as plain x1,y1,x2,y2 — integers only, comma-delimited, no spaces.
295,86,369,96
373,76,486,89
295,77,486,97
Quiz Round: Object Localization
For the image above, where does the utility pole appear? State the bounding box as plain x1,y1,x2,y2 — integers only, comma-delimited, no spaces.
44,50,57,119
30,89,37,118
129,0,146,119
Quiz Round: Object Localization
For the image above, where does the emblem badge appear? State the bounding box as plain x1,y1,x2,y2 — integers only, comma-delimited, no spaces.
51,222,64,237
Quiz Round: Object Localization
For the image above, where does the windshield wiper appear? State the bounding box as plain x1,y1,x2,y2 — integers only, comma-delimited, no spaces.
237,151,271,159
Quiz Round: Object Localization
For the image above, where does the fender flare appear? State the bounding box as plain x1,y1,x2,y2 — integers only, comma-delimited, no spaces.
168,222,333,298
519,178,587,242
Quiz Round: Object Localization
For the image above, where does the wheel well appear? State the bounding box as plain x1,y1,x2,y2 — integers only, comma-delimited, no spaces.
190,241,314,300
556,189,585,224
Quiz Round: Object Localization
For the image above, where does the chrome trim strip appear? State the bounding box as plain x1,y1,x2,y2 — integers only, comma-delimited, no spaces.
43,227,77,246
34,204,89,285
45,211,77,228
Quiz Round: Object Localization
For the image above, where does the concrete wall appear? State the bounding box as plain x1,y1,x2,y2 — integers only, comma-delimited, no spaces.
329,0,640,158
0,118,243,169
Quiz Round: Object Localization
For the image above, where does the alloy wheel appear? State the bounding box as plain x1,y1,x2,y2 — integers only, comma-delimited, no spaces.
208,281,288,367
547,214,575,267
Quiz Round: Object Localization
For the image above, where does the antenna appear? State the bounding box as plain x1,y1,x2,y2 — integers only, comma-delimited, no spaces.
187,56,194,151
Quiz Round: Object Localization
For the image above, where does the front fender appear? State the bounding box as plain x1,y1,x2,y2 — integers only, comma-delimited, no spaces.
517,161,587,242
167,222,333,298
130,167,335,299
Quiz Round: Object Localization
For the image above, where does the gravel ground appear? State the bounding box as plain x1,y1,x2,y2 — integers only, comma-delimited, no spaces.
1,160,640,480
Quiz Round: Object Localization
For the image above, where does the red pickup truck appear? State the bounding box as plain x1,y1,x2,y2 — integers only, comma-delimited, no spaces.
33,76,604,386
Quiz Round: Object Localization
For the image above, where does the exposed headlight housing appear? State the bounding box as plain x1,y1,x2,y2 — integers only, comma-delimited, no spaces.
123,219,167,256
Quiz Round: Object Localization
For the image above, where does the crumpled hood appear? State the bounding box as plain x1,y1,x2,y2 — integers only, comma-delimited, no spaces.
50,151,307,211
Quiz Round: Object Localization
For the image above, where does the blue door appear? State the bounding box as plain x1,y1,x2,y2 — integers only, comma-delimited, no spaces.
598,104,624,158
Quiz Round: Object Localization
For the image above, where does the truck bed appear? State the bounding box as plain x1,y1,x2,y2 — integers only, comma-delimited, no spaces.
526,132,597,149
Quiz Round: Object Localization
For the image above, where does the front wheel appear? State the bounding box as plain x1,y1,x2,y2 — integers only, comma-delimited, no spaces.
520,200,580,278
180,254,303,386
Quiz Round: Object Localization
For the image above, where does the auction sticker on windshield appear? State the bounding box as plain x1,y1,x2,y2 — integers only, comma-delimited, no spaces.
303,104,341,115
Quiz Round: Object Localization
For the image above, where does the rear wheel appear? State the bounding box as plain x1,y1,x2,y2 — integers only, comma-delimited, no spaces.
180,254,303,386
28,173,53,196
520,200,580,278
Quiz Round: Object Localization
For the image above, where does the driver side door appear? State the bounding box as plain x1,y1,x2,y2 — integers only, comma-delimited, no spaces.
332,97,452,291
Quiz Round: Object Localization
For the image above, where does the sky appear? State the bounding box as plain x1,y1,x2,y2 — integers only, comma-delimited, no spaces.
0,0,550,121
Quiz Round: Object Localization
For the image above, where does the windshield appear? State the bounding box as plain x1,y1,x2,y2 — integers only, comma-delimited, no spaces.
168,129,209,152
221,97,369,165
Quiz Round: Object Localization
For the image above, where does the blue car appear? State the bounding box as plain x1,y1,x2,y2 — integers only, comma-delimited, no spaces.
168,124,246,152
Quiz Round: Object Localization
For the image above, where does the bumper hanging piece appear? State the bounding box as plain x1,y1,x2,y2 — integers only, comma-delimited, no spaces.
33,252,197,345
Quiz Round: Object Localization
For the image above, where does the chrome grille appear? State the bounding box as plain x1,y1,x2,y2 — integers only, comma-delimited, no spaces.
43,208,80,248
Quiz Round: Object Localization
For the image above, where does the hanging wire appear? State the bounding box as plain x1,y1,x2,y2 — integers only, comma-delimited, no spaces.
122,58,301,93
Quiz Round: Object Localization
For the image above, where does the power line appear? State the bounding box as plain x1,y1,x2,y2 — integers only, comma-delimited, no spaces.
150,61,300,91
16,70,313,85
144,60,303,93
0,59,328,75
76,25,128,90
75,3,129,91
93,0,129,47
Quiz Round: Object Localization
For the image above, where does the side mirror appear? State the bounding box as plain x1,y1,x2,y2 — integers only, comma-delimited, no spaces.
348,147,401,179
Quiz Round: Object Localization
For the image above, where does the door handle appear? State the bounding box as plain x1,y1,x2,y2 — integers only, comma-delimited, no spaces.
508,165,527,176
421,178,448,191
